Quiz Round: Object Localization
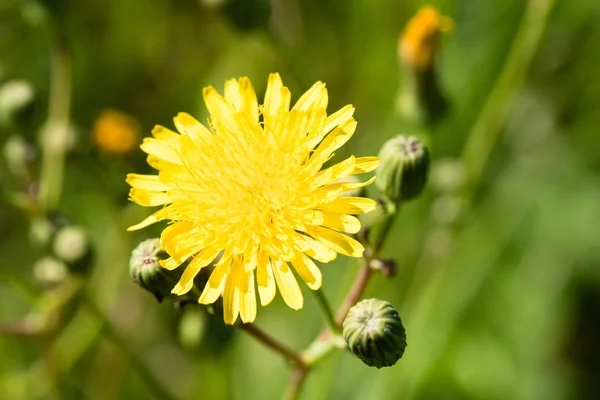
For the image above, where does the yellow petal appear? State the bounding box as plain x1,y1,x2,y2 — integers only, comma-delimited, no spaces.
323,104,354,134
203,86,238,133
127,211,163,231
171,247,220,295
126,174,169,191
151,125,179,141
159,256,182,271
307,226,364,257
292,81,327,112
264,73,291,117
223,262,241,325
199,259,230,305
305,121,357,178
239,271,257,323
139,137,182,165
257,253,276,306
291,253,322,290
353,156,379,174
312,155,356,187
160,221,195,255
225,77,259,120
326,176,376,193
173,112,212,144
318,197,377,215
271,258,303,310
128,188,170,207
292,233,337,263
319,212,362,234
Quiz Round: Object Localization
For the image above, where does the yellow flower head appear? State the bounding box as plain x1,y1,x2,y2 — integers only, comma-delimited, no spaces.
93,110,141,154
399,6,453,70
127,74,378,324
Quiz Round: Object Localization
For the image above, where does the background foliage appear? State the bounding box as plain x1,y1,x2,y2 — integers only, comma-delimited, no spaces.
1,0,600,399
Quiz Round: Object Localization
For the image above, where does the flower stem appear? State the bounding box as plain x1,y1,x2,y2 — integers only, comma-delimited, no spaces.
240,323,305,368
38,38,71,211
372,207,399,256
312,289,340,335
284,367,308,400
335,261,372,324
281,204,401,398
83,295,177,400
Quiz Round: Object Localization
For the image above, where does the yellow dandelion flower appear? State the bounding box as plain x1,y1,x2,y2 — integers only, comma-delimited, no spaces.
399,6,454,70
93,110,141,154
126,74,378,324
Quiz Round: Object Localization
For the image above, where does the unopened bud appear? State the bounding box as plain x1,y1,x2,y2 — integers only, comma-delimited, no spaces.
377,135,429,209
398,6,453,71
129,238,181,302
343,298,407,368
53,226,88,263
33,256,68,287
0,80,35,127
3,135,35,175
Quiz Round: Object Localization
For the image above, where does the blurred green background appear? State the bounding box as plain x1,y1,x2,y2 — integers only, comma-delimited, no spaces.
1,0,600,399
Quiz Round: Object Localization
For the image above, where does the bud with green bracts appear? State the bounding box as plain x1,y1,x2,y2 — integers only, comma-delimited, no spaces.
0,80,36,128
377,135,429,210
129,238,182,302
343,298,407,368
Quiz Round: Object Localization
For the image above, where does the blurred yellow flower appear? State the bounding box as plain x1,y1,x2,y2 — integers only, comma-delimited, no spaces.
399,6,453,70
93,110,141,153
127,73,378,324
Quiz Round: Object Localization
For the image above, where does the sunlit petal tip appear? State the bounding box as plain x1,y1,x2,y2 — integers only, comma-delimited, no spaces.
159,257,181,271
202,85,216,96
268,72,282,83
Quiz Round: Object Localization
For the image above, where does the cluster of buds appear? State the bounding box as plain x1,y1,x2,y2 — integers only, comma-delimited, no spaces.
125,6,451,374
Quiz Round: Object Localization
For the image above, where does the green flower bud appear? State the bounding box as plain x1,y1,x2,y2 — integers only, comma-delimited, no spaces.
53,225,93,274
53,226,88,263
3,135,35,175
0,80,36,128
377,135,429,209
343,298,407,368
129,238,181,302
33,256,68,287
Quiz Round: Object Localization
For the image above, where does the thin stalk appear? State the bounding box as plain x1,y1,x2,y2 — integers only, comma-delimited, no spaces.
372,209,399,256
38,39,71,210
284,367,308,400
334,261,372,324
83,296,177,400
461,0,556,191
240,323,305,368
311,289,339,335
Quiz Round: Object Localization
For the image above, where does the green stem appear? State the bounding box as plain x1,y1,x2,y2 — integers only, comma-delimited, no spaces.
461,0,556,192
312,289,340,335
239,323,304,367
334,260,372,324
284,334,346,400
83,296,177,400
284,367,308,400
38,39,71,210
372,205,400,256
281,202,403,399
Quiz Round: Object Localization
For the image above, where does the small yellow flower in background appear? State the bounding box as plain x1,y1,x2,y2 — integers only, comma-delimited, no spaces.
399,6,454,71
127,73,378,324
93,110,141,154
